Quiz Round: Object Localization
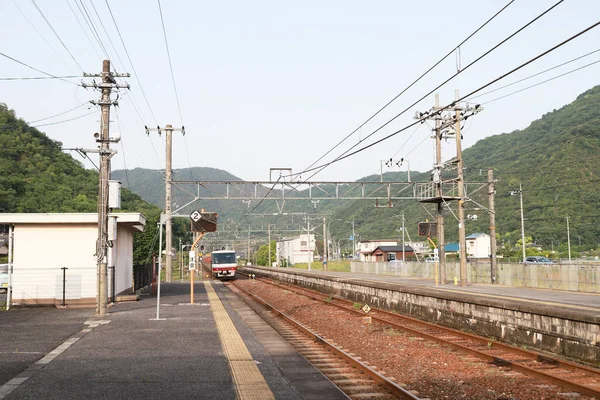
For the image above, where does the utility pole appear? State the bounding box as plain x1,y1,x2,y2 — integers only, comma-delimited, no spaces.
488,169,497,283
566,215,572,262
268,223,271,267
247,224,251,265
401,212,406,263
455,89,467,287
82,60,129,315
323,216,327,271
434,93,446,283
307,217,312,271
145,125,185,282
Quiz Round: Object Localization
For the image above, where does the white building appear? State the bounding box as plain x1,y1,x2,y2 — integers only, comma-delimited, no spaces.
466,232,491,259
276,234,315,266
0,213,146,306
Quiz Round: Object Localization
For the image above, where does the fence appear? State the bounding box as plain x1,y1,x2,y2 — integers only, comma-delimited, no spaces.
9,266,97,306
351,261,600,293
133,263,153,292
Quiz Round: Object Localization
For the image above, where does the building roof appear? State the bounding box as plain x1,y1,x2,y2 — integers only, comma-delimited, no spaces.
444,243,460,252
371,245,414,254
466,232,488,239
0,213,147,232
358,239,397,243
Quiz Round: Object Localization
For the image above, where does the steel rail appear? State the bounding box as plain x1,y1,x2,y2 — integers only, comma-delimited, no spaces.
247,273,600,399
229,278,421,400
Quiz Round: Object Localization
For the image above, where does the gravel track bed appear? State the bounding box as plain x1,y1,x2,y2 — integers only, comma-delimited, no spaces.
236,279,595,400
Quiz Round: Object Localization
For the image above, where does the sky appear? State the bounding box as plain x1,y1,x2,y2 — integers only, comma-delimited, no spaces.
1,0,600,183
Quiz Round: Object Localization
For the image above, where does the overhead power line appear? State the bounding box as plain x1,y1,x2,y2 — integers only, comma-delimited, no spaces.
65,0,103,59
298,0,516,178
0,51,79,86
298,19,600,176
480,58,600,105
104,0,159,124
299,0,566,182
31,109,97,127
468,47,600,101
28,102,90,124
157,0,184,125
0,75,81,81
30,0,85,72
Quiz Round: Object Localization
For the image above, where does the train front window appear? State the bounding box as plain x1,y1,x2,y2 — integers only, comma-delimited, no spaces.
213,253,236,264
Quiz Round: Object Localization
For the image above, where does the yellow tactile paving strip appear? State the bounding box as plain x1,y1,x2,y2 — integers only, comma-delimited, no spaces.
204,281,275,400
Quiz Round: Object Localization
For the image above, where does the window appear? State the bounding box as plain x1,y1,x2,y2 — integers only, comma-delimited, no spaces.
300,241,307,246
387,253,396,261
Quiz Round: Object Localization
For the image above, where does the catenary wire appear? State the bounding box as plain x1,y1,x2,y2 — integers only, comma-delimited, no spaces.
297,19,600,176
30,0,85,72
298,0,517,178
300,0,566,182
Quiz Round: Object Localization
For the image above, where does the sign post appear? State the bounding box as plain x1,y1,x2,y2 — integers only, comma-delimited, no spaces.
188,210,218,304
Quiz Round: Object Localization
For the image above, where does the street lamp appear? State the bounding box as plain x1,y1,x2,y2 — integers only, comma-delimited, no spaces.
509,183,526,262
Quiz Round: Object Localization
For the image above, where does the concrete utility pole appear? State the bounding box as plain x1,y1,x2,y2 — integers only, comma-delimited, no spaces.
566,215,572,262
323,216,327,271
401,212,406,263
455,89,468,287
268,223,271,267
488,169,497,283
145,125,184,282
83,60,130,315
307,217,312,271
434,94,446,284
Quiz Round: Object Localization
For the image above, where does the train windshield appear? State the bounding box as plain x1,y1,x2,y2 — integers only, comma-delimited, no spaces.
212,252,236,264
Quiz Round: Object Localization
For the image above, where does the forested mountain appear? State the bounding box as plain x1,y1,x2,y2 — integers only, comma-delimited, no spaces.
0,103,161,264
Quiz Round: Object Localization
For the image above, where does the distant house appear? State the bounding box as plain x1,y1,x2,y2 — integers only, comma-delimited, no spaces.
0,235,7,257
358,240,397,261
367,245,415,262
276,234,315,266
466,232,491,259
406,241,427,255
0,213,146,306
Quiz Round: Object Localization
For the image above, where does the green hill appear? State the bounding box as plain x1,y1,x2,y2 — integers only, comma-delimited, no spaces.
0,103,162,264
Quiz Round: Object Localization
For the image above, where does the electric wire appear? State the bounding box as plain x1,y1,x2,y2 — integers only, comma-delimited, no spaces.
88,0,127,71
298,0,517,179
298,18,600,177
301,0,566,182
157,0,184,126
65,0,103,59
104,0,159,124
0,51,79,86
30,0,85,72
480,59,600,105
75,0,110,58
468,47,600,101
28,102,89,124
31,109,98,127
12,0,78,75
0,75,81,81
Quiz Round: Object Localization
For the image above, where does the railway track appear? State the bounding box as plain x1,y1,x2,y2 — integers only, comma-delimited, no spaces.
242,272,600,399
226,278,423,400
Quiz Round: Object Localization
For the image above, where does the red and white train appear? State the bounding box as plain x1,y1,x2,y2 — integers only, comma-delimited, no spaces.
202,250,237,279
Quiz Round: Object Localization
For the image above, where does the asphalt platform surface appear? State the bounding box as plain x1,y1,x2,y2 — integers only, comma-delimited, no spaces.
0,280,348,400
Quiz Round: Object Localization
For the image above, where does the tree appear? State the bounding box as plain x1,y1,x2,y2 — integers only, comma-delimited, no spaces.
255,240,276,266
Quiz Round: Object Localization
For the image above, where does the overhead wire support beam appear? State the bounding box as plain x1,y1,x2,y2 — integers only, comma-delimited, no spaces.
170,180,488,201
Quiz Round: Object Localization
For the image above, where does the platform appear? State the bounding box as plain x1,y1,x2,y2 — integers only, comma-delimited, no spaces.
243,266,600,364
0,281,348,400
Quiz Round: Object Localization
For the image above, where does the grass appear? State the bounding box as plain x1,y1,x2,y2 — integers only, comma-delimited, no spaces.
289,260,351,272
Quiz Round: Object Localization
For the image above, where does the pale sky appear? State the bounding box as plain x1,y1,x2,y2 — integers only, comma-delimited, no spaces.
1,0,599,182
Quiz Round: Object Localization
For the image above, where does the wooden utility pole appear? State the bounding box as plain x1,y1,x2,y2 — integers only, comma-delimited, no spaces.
488,169,497,283
145,125,184,282
83,60,129,315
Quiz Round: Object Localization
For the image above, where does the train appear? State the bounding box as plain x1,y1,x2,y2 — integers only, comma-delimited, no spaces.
202,250,237,279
